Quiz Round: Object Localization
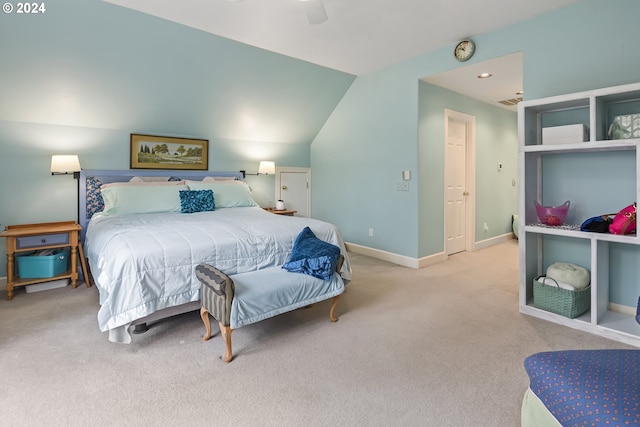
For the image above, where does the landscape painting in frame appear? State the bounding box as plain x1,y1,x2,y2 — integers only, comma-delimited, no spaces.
130,134,208,170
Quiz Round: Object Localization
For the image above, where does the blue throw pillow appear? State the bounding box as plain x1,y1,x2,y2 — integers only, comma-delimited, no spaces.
179,190,215,213
283,227,340,280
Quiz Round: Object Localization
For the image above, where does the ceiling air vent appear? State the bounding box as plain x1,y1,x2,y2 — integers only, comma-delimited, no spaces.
498,97,523,106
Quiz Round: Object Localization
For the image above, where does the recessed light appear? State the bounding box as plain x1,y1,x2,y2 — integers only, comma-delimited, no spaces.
477,73,492,79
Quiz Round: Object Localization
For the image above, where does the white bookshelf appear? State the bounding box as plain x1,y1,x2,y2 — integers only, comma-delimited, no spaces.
518,82,640,347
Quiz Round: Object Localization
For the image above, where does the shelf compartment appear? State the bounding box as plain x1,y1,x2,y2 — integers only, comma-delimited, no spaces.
595,311,640,345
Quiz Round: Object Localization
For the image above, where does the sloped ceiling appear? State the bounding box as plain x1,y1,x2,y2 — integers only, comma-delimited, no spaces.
103,0,578,75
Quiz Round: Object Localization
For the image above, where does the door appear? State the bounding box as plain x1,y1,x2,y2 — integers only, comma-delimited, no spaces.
444,109,476,255
276,167,311,217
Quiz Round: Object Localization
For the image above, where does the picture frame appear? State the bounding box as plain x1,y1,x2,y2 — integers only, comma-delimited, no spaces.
130,134,208,170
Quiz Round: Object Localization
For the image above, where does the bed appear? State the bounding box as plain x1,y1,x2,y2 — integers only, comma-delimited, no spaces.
79,169,351,343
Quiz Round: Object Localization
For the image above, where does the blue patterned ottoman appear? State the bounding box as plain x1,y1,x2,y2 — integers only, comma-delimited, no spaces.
524,350,640,426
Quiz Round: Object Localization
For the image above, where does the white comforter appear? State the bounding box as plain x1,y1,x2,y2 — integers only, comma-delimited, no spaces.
85,207,351,334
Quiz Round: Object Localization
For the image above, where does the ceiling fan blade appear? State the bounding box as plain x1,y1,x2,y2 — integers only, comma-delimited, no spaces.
302,0,327,25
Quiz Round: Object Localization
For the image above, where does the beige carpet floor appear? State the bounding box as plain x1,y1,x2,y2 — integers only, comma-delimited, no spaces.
0,240,634,426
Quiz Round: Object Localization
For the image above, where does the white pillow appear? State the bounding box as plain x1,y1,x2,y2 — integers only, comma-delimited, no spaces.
186,181,258,208
101,184,188,215
129,176,174,182
202,176,240,182
101,180,185,189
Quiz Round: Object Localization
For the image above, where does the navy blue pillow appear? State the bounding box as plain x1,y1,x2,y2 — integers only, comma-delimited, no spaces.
283,227,340,279
179,190,215,213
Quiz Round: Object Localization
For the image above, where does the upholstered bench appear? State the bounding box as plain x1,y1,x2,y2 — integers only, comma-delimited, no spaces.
195,255,345,362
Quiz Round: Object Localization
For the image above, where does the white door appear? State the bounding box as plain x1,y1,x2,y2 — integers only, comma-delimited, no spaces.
276,167,311,217
444,109,476,255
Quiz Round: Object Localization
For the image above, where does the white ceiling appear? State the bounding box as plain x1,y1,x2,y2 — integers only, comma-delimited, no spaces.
103,0,577,111
104,0,577,75
423,52,523,112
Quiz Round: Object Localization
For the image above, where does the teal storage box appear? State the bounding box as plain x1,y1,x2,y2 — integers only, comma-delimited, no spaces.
16,248,70,279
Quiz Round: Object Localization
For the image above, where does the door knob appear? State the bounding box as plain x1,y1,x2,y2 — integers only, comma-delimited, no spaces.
281,186,288,190
463,191,469,196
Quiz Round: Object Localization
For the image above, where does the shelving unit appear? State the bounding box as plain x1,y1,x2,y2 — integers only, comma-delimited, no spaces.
518,82,640,347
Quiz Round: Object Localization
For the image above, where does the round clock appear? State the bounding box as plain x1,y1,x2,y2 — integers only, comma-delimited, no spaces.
454,40,475,62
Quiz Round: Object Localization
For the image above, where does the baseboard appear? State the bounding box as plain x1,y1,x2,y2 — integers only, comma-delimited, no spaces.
609,302,636,316
473,232,514,251
346,234,513,270
345,243,420,268
0,276,5,288
345,243,446,269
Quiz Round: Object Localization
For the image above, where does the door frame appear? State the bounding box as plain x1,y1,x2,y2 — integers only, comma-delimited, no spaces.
275,166,311,217
444,108,476,254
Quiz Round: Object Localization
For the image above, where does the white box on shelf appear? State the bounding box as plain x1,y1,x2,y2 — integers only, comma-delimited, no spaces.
542,124,588,145
25,278,69,293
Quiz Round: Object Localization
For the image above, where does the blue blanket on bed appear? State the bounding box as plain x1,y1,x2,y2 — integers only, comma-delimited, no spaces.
524,350,640,426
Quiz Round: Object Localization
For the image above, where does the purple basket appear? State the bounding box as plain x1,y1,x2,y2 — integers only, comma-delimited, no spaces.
535,200,570,226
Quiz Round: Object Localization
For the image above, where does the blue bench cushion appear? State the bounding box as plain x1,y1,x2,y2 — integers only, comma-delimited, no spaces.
524,350,640,425
230,267,344,329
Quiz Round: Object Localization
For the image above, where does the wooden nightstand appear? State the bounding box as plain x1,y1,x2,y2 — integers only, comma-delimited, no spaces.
0,221,90,300
263,208,297,216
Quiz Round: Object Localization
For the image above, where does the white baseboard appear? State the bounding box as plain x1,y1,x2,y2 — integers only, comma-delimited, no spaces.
345,243,423,269
346,233,513,270
0,276,5,287
610,302,636,316
345,243,447,269
473,232,514,251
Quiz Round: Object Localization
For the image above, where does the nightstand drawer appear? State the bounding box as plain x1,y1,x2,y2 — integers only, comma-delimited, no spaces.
16,233,69,249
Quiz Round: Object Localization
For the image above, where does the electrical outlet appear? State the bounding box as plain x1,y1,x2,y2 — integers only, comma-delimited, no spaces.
483,222,489,232
396,182,409,191
368,228,374,237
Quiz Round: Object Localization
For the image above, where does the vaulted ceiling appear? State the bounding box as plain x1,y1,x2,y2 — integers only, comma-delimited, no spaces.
103,0,578,111
104,0,578,75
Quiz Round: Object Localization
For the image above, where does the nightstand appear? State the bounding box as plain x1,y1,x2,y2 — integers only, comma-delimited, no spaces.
0,221,90,300
264,208,297,216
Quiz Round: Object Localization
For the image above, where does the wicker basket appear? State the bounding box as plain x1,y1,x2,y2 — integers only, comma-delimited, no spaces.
533,276,590,318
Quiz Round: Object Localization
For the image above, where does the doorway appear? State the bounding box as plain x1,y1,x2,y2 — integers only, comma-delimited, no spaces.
275,167,311,217
444,109,476,255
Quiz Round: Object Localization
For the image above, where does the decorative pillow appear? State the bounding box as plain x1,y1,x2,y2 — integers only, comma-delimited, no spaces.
86,176,105,219
282,227,340,280
101,184,188,215
179,190,215,213
186,181,259,208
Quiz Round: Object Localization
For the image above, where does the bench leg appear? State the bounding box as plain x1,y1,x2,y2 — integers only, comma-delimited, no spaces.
329,295,341,322
200,307,212,341
219,322,233,363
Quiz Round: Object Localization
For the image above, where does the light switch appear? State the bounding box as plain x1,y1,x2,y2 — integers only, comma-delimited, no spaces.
402,170,411,181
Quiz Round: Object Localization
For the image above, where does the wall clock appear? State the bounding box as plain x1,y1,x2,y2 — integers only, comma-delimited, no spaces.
454,40,475,62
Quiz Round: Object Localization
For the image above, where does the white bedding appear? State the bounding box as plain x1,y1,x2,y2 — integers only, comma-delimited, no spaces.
85,207,351,337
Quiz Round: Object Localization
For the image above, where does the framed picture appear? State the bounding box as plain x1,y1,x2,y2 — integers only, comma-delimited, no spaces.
130,134,208,170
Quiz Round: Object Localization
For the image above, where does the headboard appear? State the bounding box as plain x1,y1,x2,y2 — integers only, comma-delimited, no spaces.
79,169,244,241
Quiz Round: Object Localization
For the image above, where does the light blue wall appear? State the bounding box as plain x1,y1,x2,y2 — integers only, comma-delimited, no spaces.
312,0,640,264
418,83,518,257
0,0,355,276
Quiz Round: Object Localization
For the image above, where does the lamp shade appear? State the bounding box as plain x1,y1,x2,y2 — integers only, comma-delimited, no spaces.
258,161,275,175
51,155,81,174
